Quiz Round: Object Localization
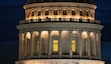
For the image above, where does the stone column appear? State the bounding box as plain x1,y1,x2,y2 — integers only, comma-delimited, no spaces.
19,33,22,60
87,31,91,57
59,31,62,58
98,33,102,59
24,32,27,59
69,31,72,58
93,32,97,57
79,31,83,57
48,31,52,58
38,31,42,58
30,32,33,58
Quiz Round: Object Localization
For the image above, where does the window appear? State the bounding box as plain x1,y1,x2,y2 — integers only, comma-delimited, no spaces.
35,40,39,53
27,39,30,55
90,12,93,17
63,10,67,15
86,12,89,16
54,10,58,15
32,12,34,16
72,39,76,52
38,11,41,16
27,13,30,17
72,10,75,15
53,40,58,52
84,39,88,55
45,10,49,15
80,11,83,16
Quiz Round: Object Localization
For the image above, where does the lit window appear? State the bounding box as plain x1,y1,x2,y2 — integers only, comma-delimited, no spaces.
45,10,49,15
38,11,41,16
54,10,58,15
80,11,83,16
72,11,75,15
32,12,34,16
63,10,67,15
72,39,76,52
53,40,58,52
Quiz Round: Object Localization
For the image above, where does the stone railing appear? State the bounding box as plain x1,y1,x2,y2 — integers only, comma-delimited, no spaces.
19,18,101,25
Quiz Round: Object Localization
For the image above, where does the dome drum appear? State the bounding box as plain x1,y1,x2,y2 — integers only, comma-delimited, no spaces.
17,22,103,60
23,2,96,24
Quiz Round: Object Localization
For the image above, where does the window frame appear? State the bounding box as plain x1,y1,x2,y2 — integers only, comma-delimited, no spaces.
72,10,75,15
38,11,41,16
45,10,49,15
80,11,83,16
72,39,77,53
63,10,67,15
52,39,59,52
54,10,58,15
31,12,34,16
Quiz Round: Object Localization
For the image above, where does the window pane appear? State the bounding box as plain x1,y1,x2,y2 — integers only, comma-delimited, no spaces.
27,39,30,55
38,11,41,16
32,12,34,16
85,40,88,53
36,41,39,52
72,39,76,52
86,12,89,16
54,10,58,15
45,10,49,15
53,40,58,52
80,11,83,16
63,10,67,15
72,11,75,15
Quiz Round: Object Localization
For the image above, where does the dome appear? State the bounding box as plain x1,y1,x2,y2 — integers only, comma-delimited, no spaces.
27,0,94,4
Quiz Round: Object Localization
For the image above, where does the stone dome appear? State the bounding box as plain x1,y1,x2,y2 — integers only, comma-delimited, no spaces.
27,0,94,4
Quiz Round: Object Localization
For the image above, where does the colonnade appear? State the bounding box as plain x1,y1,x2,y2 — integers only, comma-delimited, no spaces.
19,30,101,60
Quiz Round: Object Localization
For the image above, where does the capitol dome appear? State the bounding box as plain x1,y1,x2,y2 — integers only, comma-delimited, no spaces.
26,0,94,4
16,0,104,64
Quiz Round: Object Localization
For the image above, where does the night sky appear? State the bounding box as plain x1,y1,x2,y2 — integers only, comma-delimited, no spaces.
0,0,111,64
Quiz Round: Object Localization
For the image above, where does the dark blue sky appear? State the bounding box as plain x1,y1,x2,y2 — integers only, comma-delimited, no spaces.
0,0,111,64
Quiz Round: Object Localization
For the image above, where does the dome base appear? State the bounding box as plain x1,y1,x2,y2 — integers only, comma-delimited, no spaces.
15,59,104,64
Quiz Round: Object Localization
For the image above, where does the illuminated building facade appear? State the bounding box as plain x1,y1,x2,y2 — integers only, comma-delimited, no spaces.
16,0,105,64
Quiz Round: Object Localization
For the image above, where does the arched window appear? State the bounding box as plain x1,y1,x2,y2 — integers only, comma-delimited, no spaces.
63,10,67,15
32,12,34,16
41,31,48,54
51,31,59,53
32,31,39,55
38,11,41,16
54,10,58,15
90,32,95,56
80,11,83,16
26,32,31,56
86,12,89,16
72,10,75,15
82,31,88,55
72,31,79,55
45,10,49,15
